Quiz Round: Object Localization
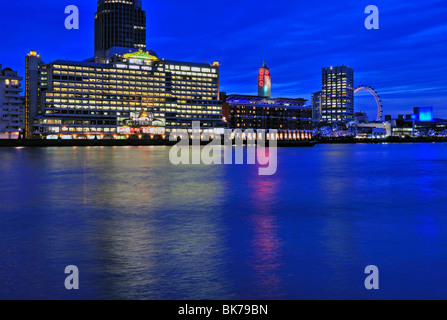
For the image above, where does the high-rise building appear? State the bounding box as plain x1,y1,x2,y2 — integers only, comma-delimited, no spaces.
321,65,354,123
95,0,146,62
25,51,42,138
311,91,322,122
0,64,24,139
258,62,271,98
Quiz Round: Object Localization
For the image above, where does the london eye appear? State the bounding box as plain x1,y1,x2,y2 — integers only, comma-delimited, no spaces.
354,85,383,122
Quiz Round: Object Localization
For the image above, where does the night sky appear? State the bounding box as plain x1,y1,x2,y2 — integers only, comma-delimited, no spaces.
0,0,446,118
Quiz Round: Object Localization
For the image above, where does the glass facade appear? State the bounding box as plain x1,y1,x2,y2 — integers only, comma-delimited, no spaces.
321,66,354,123
311,91,322,122
95,0,146,61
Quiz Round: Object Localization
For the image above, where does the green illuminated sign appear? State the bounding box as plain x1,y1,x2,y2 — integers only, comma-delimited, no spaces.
123,51,158,61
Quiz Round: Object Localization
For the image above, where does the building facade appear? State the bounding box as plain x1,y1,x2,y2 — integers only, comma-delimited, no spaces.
25,49,224,139
95,0,147,62
222,94,313,140
321,65,354,123
0,64,24,139
311,91,322,122
221,62,312,140
354,111,369,123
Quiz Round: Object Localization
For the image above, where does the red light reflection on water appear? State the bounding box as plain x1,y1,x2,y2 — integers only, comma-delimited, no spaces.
248,176,283,298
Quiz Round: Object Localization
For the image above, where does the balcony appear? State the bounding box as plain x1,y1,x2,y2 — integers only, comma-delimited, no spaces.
5,86,22,92
7,99,23,104
7,111,23,116
4,92,21,98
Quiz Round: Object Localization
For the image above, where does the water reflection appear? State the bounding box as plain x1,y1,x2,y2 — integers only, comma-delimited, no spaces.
248,176,283,299
69,147,232,299
2,144,447,299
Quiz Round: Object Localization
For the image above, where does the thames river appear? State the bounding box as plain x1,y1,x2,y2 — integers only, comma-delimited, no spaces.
1,144,447,299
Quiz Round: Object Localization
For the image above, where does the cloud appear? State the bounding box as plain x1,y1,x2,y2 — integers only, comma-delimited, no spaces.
399,24,447,44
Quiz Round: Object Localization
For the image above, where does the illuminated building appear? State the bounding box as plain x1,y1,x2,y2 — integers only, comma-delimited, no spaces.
222,94,313,140
311,91,322,122
0,64,24,139
258,62,271,98
25,48,224,139
414,107,433,122
221,63,312,139
321,65,354,123
25,0,225,139
95,0,146,62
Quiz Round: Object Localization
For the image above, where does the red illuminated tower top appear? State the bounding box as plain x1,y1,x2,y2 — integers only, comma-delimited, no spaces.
258,61,271,98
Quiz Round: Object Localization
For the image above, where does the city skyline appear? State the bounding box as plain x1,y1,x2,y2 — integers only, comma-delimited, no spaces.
3,0,447,302
0,0,446,117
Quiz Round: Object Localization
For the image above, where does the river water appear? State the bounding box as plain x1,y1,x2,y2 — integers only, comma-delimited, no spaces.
1,143,447,299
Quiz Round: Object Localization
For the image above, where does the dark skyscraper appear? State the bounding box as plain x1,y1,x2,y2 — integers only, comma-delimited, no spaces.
95,0,147,61
311,91,322,122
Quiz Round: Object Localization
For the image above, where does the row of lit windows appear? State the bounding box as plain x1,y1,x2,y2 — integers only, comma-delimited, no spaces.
46,98,166,104
53,74,168,83
53,64,163,75
51,87,169,96
44,107,219,115
43,123,220,133
46,92,171,98
46,105,164,111
2,79,20,86
172,76,216,82
171,70,218,78
174,85,216,91
54,77,168,85
175,96,215,101
53,75,168,84
52,82,167,88
174,110,221,115
45,98,217,106
47,95,167,101
166,65,216,74
49,90,172,98
45,103,220,112
46,126,117,133
173,92,217,97
52,84,167,92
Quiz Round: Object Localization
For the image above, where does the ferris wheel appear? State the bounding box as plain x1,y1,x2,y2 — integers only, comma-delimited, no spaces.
354,85,383,122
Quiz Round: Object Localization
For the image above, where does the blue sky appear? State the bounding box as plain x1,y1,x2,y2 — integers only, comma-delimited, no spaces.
0,0,446,118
